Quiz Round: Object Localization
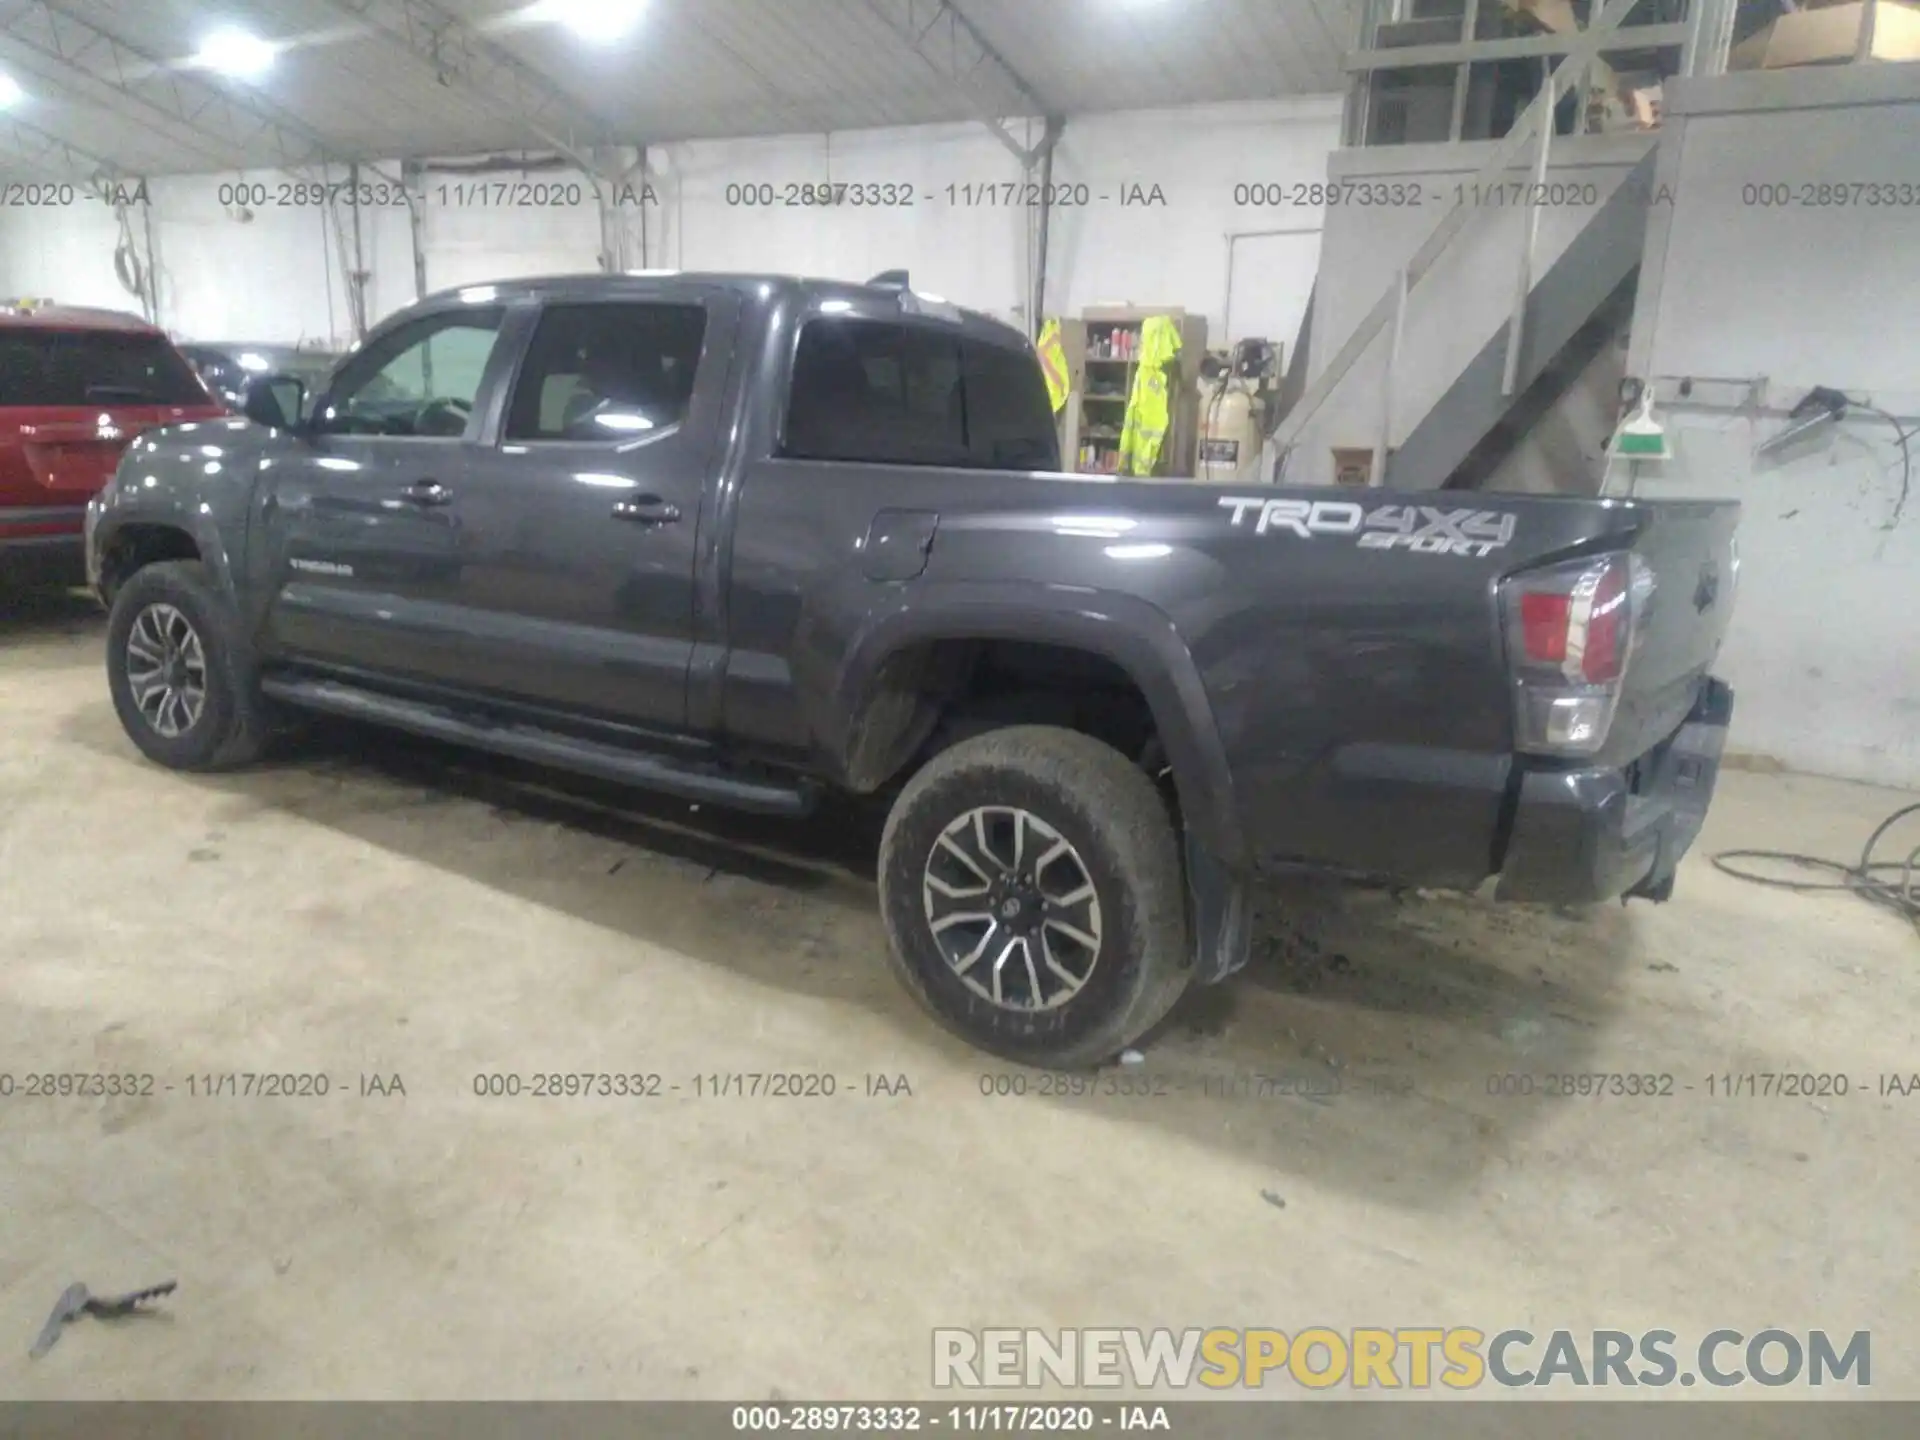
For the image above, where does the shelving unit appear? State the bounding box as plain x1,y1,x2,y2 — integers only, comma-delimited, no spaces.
1058,307,1208,477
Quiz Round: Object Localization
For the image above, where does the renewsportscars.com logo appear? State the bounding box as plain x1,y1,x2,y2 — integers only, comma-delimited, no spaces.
932,1327,1872,1391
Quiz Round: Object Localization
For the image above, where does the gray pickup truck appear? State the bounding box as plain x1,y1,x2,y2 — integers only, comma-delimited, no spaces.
86,271,1740,1066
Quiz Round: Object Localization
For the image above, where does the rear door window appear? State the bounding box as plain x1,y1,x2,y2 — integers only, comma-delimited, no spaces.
504,301,709,442
785,320,963,467
784,318,1057,471
0,329,209,407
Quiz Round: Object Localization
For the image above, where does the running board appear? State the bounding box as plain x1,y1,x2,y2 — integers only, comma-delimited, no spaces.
260,675,816,817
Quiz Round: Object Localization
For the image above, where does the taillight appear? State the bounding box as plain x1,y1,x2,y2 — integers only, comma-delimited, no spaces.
1501,553,1647,756
1519,592,1571,665
1579,560,1628,683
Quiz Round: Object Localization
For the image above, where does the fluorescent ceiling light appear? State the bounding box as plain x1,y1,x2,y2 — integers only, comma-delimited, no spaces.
195,28,276,79
528,0,647,42
0,73,24,110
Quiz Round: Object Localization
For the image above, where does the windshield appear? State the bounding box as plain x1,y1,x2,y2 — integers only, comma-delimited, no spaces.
0,328,211,407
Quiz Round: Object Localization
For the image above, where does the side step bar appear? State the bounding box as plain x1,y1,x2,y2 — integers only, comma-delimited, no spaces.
260,675,817,818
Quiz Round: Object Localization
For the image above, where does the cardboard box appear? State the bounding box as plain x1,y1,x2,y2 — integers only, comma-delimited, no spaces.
1513,0,1580,37
1590,69,1664,132
1730,1,1920,70
1331,447,1381,487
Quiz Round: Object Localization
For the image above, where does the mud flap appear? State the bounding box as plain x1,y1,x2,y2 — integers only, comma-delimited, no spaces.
1185,833,1252,984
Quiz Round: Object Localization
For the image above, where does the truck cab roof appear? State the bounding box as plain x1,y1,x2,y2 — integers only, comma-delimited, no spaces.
412,272,1033,347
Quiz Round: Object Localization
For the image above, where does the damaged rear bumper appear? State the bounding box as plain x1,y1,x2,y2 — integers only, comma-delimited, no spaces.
1495,678,1734,905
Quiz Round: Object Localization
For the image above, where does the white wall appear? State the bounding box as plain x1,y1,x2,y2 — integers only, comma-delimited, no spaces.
1623,65,1920,791
1639,416,1919,789
0,167,412,349
1042,102,1334,349
0,98,1341,353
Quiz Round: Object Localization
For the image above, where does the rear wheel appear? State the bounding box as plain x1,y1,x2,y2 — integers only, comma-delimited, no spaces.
105,560,274,771
878,726,1191,1068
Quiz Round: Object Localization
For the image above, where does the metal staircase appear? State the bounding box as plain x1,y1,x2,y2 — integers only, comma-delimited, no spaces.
1386,147,1655,489
1271,0,1671,491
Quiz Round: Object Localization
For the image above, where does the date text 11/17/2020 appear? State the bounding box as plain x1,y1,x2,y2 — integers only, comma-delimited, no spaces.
469,1072,915,1099
1485,1072,1920,1099
720,182,1171,209
975,1071,1412,1101
0,1072,404,1098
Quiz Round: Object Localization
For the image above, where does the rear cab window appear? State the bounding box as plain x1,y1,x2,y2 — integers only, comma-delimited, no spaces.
782,316,1059,472
0,328,210,409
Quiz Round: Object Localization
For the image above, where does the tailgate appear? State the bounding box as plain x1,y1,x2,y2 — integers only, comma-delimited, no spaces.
1605,500,1740,764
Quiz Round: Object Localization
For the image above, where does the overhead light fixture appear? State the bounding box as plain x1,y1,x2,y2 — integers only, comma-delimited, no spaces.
0,73,23,109
194,28,277,80
528,0,647,42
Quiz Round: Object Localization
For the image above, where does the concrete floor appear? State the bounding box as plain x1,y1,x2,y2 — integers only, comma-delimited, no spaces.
3,589,1917,1402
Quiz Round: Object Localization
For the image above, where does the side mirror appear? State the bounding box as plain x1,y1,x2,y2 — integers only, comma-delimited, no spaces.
241,374,308,431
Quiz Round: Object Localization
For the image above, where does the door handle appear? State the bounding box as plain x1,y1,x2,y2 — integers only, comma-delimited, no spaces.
401,479,453,507
612,495,681,525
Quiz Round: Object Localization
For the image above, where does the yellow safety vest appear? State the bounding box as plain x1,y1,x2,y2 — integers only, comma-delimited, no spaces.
1119,316,1182,477
1035,319,1070,414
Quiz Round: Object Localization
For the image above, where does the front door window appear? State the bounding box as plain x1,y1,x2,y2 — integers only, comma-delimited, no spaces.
316,309,507,439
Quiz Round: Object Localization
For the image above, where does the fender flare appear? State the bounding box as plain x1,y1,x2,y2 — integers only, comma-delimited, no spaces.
93,504,240,603
829,580,1247,869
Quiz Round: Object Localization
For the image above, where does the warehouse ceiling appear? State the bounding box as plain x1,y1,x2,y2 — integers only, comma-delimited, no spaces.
0,0,1355,182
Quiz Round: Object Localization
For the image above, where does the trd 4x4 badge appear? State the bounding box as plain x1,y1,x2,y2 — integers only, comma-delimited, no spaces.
1218,497,1517,558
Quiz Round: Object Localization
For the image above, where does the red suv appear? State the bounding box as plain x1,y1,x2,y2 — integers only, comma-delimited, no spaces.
1,303,226,590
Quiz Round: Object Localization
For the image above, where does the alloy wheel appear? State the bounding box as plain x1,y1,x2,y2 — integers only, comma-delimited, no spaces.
922,806,1104,1012
125,603,208,739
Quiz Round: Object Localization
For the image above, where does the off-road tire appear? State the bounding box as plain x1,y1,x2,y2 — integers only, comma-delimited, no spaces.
106,560,274,771
878,725,1191,1068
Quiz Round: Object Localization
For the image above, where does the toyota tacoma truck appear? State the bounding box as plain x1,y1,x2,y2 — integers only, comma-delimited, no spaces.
85,272,1740,1066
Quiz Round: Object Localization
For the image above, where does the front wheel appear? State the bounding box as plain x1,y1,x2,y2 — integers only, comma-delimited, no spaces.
105,560,273,771
878,726,1192,1068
